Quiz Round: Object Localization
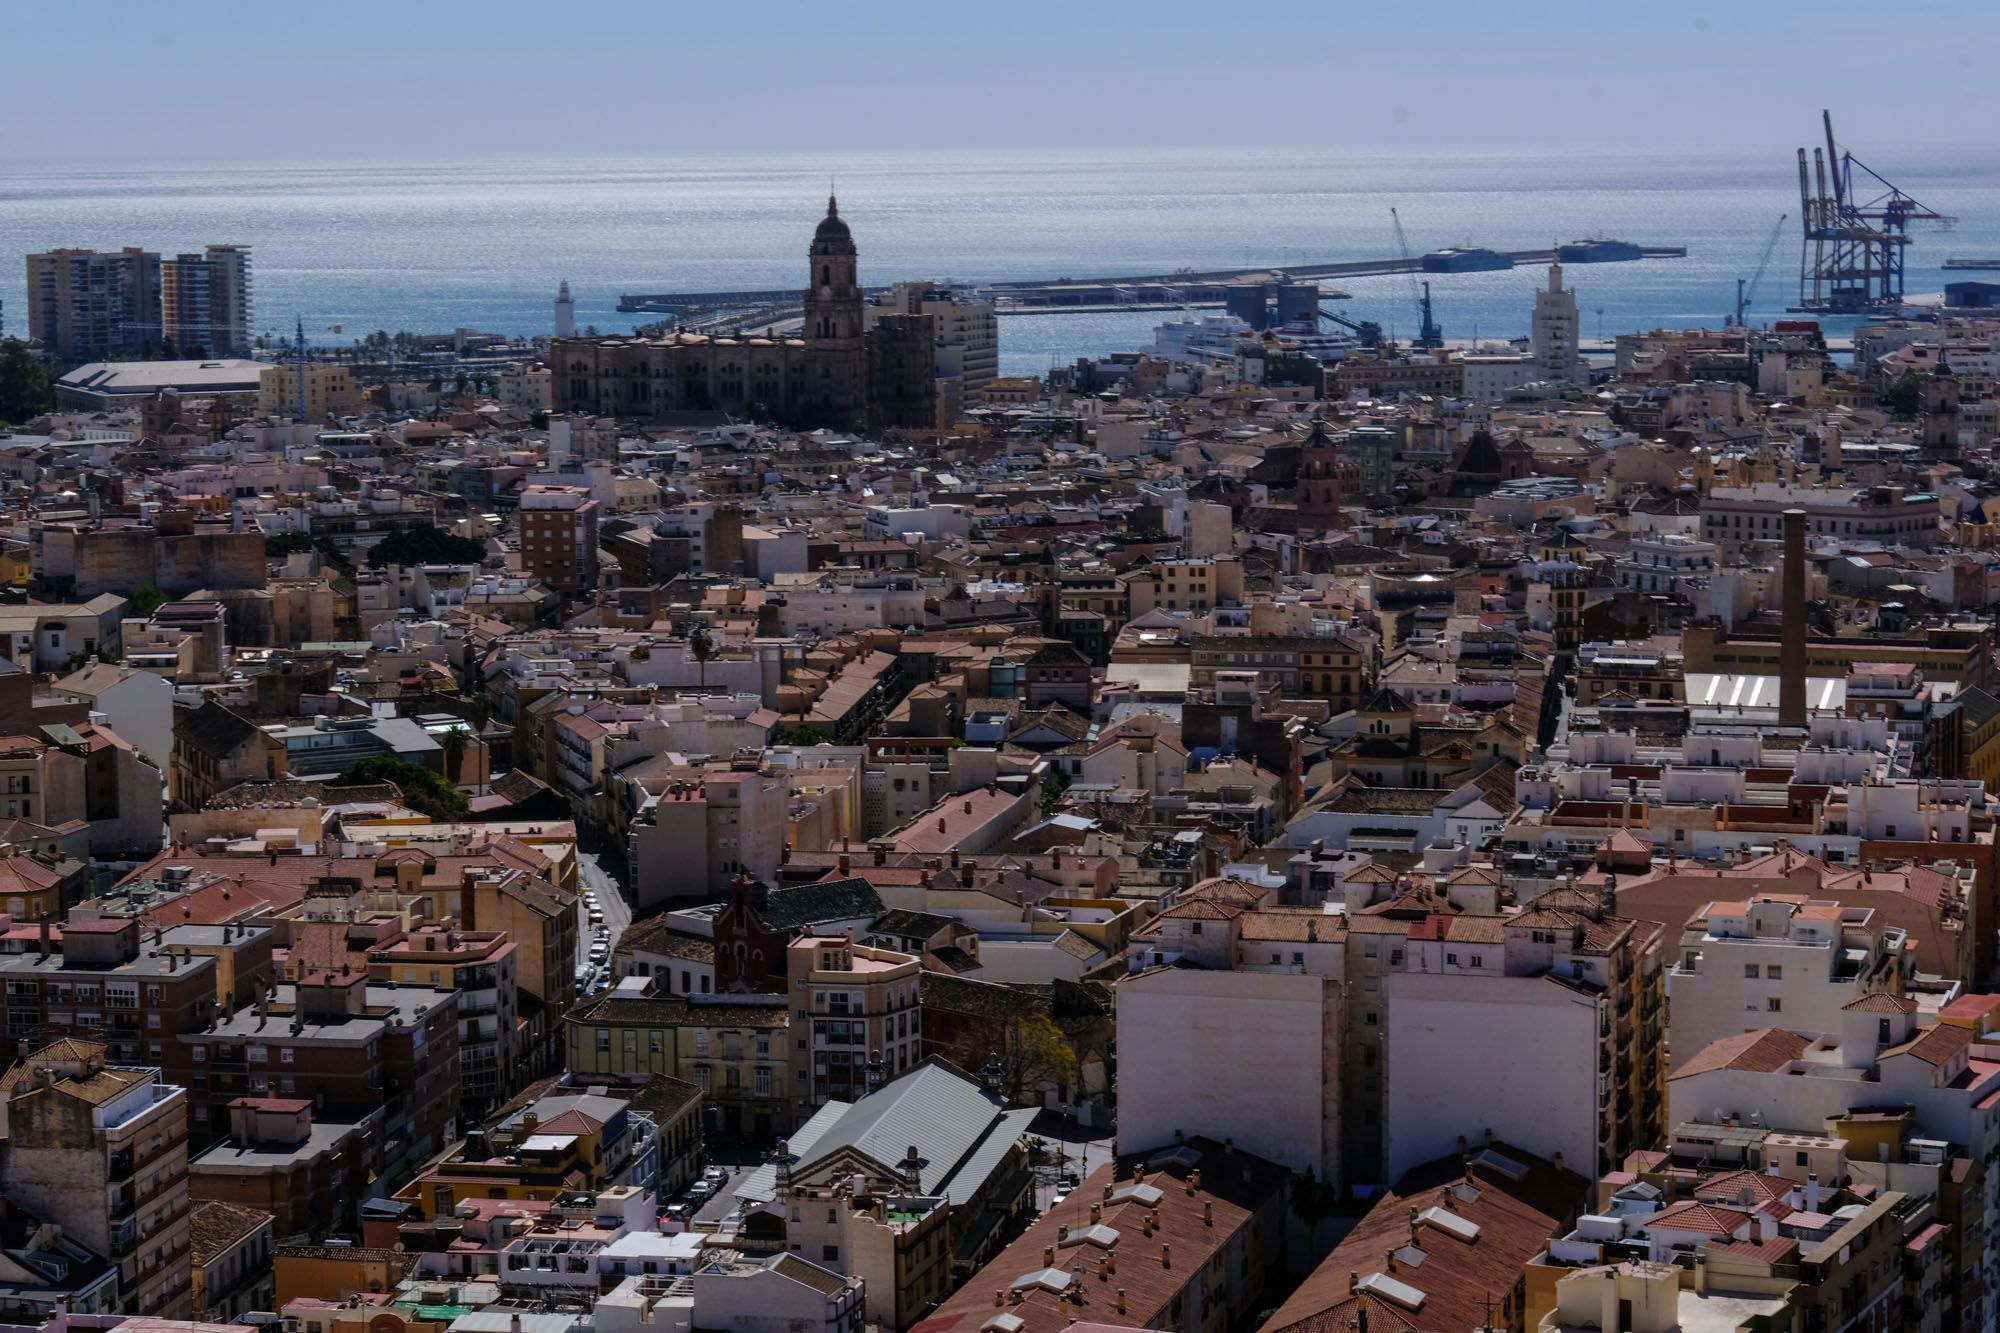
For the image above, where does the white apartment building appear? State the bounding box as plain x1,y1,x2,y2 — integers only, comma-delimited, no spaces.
1665,895,1909,1071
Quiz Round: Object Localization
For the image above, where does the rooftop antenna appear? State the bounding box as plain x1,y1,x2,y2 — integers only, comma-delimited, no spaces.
294,318,307,421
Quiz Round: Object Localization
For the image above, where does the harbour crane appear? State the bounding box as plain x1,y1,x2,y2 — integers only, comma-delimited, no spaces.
1389,207,1443,349
1793,110,1952,312
1731,212,1789,327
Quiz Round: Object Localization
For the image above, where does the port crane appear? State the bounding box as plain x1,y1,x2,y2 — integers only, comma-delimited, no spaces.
1731,213,1788,327
1794,109,1951,312
1389,207,1443,349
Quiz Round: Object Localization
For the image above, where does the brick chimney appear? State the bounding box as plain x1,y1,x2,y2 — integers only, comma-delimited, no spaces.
1779,508,1808,727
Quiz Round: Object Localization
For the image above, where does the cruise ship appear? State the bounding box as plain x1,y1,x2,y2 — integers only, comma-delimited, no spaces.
1145,313,1357,367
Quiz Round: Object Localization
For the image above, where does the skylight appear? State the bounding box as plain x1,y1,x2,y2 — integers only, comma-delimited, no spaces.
1472,1147,1529,1181
1419,1206,1481,1243
1357,1272,1426,1310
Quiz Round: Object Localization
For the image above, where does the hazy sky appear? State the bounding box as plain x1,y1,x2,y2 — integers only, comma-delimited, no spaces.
4,0,1995,161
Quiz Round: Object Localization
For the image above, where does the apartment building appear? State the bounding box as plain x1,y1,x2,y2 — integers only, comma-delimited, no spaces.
179,974,461,1184
914,1133,1289,1333
566,983,795,1141
25,247,163,361
0,1039,194,1317
161,245,253,356
1665,894,1909,1071
789,933,921,1107
258,363,362,420
518,485,600,596
365,926,522,1120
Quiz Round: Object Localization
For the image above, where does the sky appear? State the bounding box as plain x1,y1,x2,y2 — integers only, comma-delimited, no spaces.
1,0,1995,161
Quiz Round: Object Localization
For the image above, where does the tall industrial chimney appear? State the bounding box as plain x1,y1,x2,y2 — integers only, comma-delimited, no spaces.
1778,508,1808,727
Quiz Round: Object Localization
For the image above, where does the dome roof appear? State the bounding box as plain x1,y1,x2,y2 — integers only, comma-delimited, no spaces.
813,195,852,246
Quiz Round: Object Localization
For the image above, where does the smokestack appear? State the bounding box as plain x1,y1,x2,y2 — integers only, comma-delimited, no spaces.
1779,508,1808,728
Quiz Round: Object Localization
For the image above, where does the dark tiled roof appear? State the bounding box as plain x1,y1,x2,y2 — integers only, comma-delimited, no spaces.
757,877,885,932
174,700,265,759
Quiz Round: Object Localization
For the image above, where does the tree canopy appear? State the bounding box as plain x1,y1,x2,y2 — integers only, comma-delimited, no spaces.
366,524,487,569
0,341,53,426
340,754,470,820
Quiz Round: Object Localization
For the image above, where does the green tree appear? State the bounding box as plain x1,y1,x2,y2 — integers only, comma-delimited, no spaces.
366,523,487,569
1884,370,1921,417
0,341,53,425
781,725,830,746
264,533,317,558
999,1013,1080,1107
340,754,470,820
126,583,169,619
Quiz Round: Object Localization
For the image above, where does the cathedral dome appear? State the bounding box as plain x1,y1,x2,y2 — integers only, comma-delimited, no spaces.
812,195,853,248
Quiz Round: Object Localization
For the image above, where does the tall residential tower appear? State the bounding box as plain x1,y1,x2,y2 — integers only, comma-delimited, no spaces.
162,245,253,355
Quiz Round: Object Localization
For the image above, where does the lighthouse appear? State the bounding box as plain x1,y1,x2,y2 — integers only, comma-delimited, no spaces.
554,279,576,339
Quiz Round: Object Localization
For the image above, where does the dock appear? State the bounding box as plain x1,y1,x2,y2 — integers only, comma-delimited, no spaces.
616,243,1687,317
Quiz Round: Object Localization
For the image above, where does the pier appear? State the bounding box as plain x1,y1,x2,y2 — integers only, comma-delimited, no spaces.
615,244,1688,317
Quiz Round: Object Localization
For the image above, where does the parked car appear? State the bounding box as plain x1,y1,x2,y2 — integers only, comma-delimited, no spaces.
703,1166,729,1185
686,1179,717,1203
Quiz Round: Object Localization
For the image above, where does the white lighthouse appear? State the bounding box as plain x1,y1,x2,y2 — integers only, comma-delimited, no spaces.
554,279,576,339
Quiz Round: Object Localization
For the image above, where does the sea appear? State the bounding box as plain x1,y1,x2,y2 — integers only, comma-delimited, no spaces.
5,145,2000,378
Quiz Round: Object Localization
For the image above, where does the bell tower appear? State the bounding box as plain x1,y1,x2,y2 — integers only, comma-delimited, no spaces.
803,195,867,429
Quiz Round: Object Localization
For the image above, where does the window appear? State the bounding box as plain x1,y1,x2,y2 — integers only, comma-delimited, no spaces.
1767,997,1783,1012
822,1245,839,1263
1744,963,1759,979
1766,965,1782,980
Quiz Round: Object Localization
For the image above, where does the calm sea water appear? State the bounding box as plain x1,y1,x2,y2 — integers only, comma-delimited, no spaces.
5,147,1999,376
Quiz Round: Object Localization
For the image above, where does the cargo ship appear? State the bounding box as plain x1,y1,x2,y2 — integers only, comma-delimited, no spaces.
1944,259,2000,271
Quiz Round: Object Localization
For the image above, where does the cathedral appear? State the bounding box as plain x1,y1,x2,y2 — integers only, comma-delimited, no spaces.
551,197,931,431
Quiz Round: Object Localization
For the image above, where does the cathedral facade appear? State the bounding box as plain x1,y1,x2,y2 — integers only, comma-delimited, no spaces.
551,197,921,431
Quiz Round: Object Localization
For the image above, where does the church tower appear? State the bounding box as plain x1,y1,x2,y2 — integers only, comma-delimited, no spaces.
803,195,867,429
1531,256,1581,383
1297,416,1345,534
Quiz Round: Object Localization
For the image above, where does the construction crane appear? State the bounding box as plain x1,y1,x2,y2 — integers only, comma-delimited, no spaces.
1731,213,1789,327
1389,207,1443,348
1794,110,1952,312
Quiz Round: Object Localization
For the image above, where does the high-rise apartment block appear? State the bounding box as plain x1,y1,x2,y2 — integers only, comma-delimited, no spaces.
518,484,600,597
867,280,999,418
162,245,253,355
0,1040,194,1317
25,247,164,362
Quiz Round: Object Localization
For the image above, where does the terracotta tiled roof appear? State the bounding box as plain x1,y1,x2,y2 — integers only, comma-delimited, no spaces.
1670,1028,1810,1080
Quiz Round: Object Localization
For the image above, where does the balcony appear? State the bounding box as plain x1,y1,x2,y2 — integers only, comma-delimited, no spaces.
109,1150,134,1182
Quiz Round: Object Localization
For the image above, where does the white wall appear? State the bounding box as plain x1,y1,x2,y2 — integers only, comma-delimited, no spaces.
1384,971,1602,1180
1116,967,1341,1184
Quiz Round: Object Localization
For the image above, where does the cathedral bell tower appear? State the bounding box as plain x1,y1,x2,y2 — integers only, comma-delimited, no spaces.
803,195,867,429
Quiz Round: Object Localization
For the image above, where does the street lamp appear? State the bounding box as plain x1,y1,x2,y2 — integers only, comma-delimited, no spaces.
864,1050,888,1093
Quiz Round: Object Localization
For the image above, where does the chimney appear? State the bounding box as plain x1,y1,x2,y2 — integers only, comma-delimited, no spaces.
1042,1246,1055,1268
1115,1290,1126,1316
1204,1200,1214,1227
1779,508,1808,727
1161,1243,1171,1269
993,1291,1004,1309
1806,1173,1821,1213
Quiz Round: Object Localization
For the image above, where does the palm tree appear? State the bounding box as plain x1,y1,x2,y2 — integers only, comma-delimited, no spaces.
688,623,716,691
441,726,470,785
